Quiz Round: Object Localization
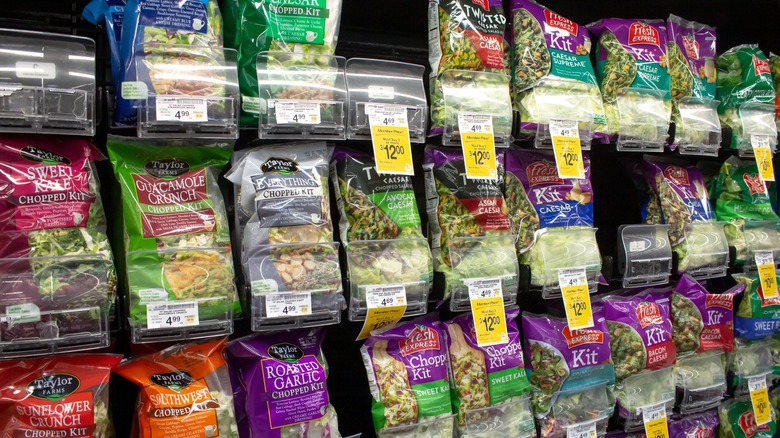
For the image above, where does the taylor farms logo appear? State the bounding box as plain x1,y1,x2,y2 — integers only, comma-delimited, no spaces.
737,410,771,436
562,326,604,348
527,161,563,186
636,301,664,328
20,146,71,165
682,34,700,60
268,343,304,363
400,324,440,356
743,172,767,195
663,166,690,186
145,159,190,178
150,371,193,392
628,22,660,47
471,0,490,11
753,55,771,76
27,373,80,402
261,158,299,175
544,10,578,35
705,293,734,310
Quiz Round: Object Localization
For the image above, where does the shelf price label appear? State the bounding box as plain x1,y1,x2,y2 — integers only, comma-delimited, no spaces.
146,301,199,329
266,292,312,318
156,97,208,123
275,101,321,124
468,278,508,346
749,375,771,425
367,104,414,175
752,134,775,182
755,250,779,300
642,403,669,438
559,267,594,330
357,285,408,340
458,113,497,180
550,119,585,179
566,421,597,438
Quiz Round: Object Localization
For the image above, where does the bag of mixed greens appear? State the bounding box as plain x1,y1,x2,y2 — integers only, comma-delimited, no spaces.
716,45,776,149
521,310,614,415
444,308,534,436
719,397,776,438
82,0,126,90
587,19,671,140
510,0,606,138
621,158,663,224
107,137,238,331
672,275,742,355
225,328,340,438
0,354,121,438
361,315,454,437
115,338,238,438
603,289,676,382
0,136,116,342
427,0,509,134
115,0,225,126
732,273,780,340
713,156,777,264
222,0,343,125
769,53,780,131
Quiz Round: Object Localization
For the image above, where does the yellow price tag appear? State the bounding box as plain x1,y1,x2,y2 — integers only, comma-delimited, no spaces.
468,278,508,346
752,134,775,182
559,267,594,330
368,104,414,176
749,376,772,425
643,403,669,438
755,250,779,300
356,284,408,340
458,113,498,180
550,119,585,180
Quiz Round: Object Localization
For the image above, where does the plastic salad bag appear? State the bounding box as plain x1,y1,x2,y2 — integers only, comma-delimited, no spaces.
226,328,340,438
622,157,663,224
114,338,238,438
732,273,780,340
719,397,776,438
0,354,121,438
510,0,606,139
82,0,126,91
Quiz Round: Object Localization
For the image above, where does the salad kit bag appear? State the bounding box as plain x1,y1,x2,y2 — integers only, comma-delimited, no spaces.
82,0,126,88
719,397,776,438
732,273,780,340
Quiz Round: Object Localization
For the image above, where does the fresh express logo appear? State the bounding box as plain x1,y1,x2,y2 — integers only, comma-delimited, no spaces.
687,423,713,438
27,373,80,402
705,293,734,310
20,146,71,165
145,159,190,178
562,326,604,348
738,410,771,436
471,0,489,11
682,35,700,60
400,324,440,356
527,161,563,186
628,22,660,47
543,10,578,35
268,343,304,363
262,157,299,175
663,166,690,186
753,55,771,76
149,371,193,392
636,301,663,328
743,172,767,195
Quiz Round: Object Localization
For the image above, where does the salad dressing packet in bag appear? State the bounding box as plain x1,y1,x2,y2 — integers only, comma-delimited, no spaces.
114,338,238,438
225,329,340,438
0,354,121,438
732,273,780,340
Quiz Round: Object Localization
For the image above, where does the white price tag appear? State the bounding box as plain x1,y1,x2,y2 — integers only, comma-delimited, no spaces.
629,240,648,252
458,113,493,135
749,375,768,393
266,292,312,318
558,267,587,287
567,421,597,438
366,103,408,128
755,250,774,267
15,61,56,79
368,85,395,99
467,277,503,300
146,301,199,329
643,403,667,422
275,101,321,124
155,97,208,122
549,119,579,138
365,285,407,309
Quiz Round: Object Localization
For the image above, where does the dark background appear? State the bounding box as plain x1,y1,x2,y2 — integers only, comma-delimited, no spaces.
0,0,779,436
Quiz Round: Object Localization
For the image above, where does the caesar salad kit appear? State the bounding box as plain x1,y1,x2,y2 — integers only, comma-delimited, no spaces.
108,136,238,343
0,136,116,357
226,142,344,331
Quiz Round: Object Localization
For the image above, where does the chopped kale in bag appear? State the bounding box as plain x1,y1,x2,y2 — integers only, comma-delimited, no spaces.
732,273,780,340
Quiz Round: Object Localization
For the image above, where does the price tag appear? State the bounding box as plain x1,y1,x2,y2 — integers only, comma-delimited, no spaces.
357,285,408,341
155,96,208,122
559,267,594,330
367,104,414,175
749,375,771,425
458,113,497,180
550,119,585,179
146,301,199,329
566,421,597,438
275,101,321,124
468,278,508,347
752,134,775,182
265,292,312,318
755,250,779,300
642,403,669,438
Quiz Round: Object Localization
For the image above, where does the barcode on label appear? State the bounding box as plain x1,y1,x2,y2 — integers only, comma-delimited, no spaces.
174,98,205,105
164,303,196,310
366,284,407,309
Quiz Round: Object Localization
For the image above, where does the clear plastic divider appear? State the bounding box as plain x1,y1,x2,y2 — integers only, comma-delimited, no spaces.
539,383,612,438
616,88,670,152
737,102,777,157
743,220,780,272
377,414,456,438
528,78,597,150
457,394,535,437
618,224,673,288
440,70,512,147
615,367,676,432
675,222,729,279
521,228,601,298
674,351,726,414
676,97,722,157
